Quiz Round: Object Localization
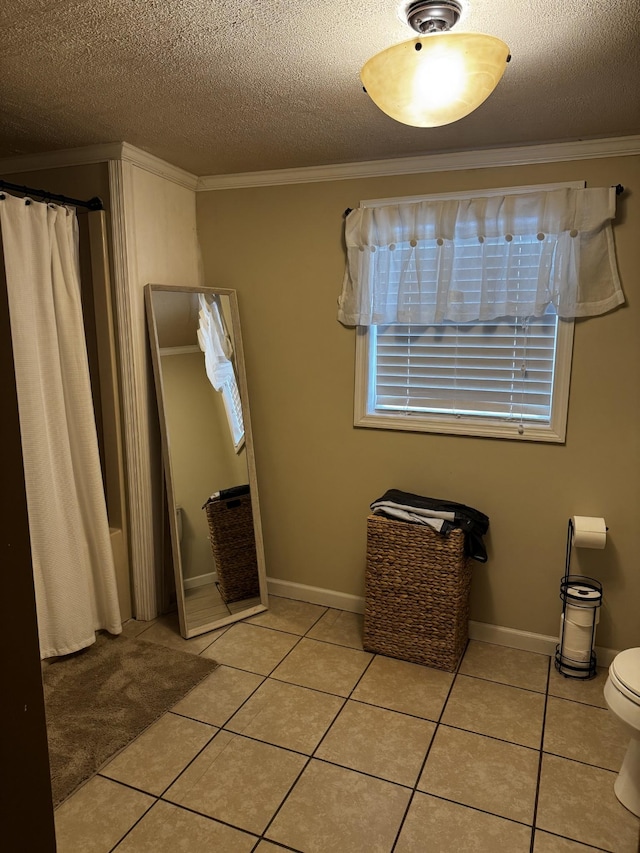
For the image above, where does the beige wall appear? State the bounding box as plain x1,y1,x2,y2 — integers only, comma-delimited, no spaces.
197,154,640,651
161,350,248,580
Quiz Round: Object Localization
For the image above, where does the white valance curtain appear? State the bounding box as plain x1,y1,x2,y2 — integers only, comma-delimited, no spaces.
338,186,624,326
1,192,122,658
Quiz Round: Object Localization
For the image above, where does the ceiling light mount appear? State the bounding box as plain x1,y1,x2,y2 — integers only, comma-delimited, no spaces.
405,0,462,34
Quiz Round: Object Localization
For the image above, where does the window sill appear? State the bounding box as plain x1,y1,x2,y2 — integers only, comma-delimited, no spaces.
354,412,566,443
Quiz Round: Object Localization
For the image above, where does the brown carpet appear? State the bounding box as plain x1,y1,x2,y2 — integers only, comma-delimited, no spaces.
43,632,218,806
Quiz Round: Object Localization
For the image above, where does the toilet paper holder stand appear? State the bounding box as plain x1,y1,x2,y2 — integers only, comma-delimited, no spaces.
554,519,603,680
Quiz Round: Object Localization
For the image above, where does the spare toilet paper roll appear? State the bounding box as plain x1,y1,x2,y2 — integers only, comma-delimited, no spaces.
560,614,594,663
572,516,607,549
565,584,602,621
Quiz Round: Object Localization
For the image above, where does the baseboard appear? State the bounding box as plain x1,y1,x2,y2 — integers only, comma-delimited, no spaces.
266,577,366,614
467,621,618,668
265,576,619,666
183,571,216,591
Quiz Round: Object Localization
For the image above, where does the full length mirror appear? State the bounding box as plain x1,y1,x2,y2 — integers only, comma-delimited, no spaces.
145,284,268,637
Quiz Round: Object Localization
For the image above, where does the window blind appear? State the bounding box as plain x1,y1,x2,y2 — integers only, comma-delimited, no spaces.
372,311,558,423
220,374,245,449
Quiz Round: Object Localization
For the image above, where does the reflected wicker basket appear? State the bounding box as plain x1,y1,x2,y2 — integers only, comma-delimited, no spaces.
204,491,259,603
363,514,472,672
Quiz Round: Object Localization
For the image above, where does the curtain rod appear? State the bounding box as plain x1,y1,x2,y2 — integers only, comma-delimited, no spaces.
0,179,104,211
343,185,626,218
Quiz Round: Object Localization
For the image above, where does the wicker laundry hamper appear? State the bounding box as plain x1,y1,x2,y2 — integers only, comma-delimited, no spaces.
204,491,260,603
363,514,472,672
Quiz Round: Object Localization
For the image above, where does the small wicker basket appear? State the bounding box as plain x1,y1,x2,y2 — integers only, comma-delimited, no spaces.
204,491,259,603
363,514,472,672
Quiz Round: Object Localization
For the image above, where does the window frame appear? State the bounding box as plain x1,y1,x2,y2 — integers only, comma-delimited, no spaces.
353,182,581,444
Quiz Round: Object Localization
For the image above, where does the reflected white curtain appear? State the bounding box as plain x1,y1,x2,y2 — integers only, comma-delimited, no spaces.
197,293,245,449
1,192,121,658
338,186,624,325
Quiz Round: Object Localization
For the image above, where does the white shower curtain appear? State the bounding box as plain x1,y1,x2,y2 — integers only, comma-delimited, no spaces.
1,192,122,658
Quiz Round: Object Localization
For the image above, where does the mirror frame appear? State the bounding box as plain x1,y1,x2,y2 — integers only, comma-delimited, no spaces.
145,283,268,637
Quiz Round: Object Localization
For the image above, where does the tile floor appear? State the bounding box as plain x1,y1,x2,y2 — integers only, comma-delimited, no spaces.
54,597,640,853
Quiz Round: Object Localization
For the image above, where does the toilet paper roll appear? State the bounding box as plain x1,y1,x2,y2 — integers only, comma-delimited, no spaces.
560,614,595,662
572,516,607,549
566,605,600,629
565,586,602,623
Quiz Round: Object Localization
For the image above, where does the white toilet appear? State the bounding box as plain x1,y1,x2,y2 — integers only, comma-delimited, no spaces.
604,647,640,817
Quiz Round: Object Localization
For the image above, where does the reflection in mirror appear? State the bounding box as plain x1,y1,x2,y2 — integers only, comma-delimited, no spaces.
145,284,268,638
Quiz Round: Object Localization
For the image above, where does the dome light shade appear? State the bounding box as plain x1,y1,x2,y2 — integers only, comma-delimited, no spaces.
361,31,510,128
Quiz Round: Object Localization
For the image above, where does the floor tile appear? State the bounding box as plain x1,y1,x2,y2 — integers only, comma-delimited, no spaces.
120,619,157,639
248,595,327,634
543,696,628,771
395,792,532,852
442,674,545,748
315,699,435,787
266,759,411,852
170,665,264,726
200,622,300,675
351,654,453,720
134,613,227,655
533,830,604,851
536,753,640,852
100,712,215,795
112,800,256,852
460,640,549,693
548,665,609,709
227,678,344,753
54,776,154,853
418,725,539,823
306,608,365,649
271,637,372,696
165,731,306,835
254,843,292,852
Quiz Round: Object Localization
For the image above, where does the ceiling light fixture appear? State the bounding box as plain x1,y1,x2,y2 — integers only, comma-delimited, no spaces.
361,0,510,127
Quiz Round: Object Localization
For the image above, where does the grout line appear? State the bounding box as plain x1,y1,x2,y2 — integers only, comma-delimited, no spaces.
150,723,229,802
106,795,157,853
257,648,376,843
390,640,468,852
156,799,263,844
539,750,620,775
529,654,551,853
456,670,548,695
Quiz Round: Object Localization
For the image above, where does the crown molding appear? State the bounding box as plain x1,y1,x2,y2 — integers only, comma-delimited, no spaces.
119,143,198,191
2,135,637,194
0,142,198,192
197,135,640,192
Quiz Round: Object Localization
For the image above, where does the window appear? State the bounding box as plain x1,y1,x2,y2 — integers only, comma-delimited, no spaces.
342,182,623,441
356,308,574,442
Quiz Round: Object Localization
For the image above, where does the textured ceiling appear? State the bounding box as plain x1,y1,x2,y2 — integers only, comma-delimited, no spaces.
1,0,639,176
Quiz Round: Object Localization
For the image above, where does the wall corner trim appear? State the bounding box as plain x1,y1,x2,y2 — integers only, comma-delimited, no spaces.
197,134,640,191
108,158,158,620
